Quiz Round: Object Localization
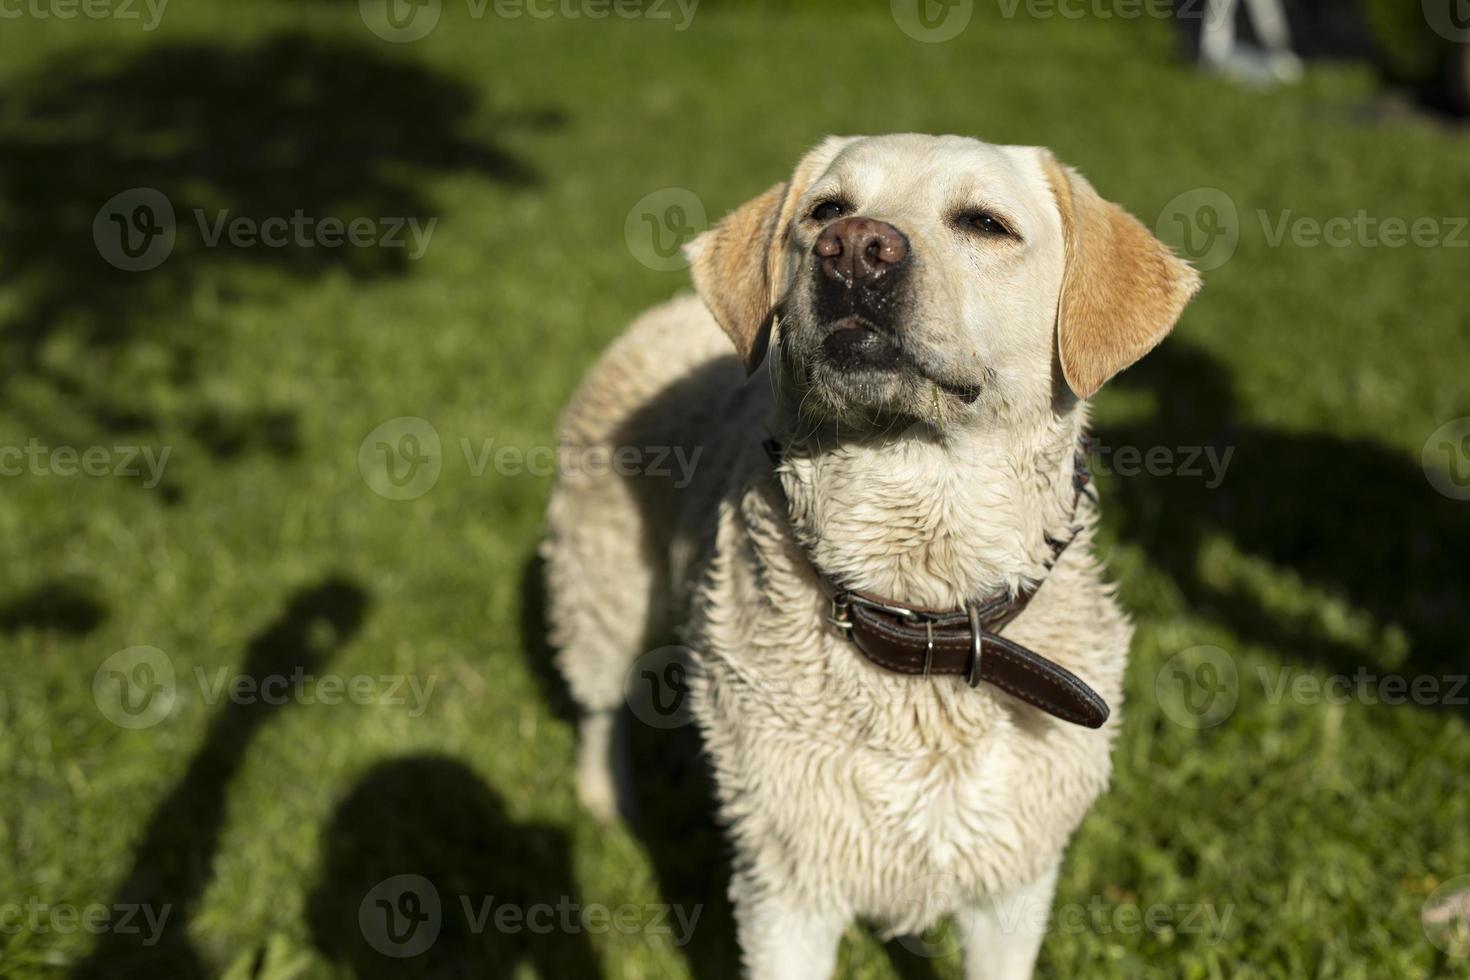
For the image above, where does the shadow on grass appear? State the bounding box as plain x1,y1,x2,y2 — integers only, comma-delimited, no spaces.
0,578,107,635
0,32,560,495
74,576,370,979
307,754,600,978
1097,342,1470,715
519,550,743,979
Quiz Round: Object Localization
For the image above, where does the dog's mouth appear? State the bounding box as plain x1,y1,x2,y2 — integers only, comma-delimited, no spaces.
819,316,901,372
817,317,982,405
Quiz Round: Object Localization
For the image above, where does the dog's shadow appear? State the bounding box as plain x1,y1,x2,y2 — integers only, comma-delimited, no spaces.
520,552,740,977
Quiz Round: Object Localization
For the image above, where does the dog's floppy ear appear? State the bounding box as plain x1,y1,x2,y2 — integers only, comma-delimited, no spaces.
687,137,855,375
1041,151,1201,400
685,182,791,375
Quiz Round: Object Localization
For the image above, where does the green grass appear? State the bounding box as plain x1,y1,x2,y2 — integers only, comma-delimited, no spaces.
1,2,1468,978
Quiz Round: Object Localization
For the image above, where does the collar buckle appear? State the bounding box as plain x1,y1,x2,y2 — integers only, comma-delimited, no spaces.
966,604,985,687
840,591,922,622
827,594,854,636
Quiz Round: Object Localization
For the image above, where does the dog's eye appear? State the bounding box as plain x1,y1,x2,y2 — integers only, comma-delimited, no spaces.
958,210,1016,238
810,200,847,222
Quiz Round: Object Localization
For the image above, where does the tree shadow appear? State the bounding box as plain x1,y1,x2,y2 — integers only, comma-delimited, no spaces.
307,753,601,979
1096,342,1470,714
74,576,371,979
0,578,107,635
0,32,560,492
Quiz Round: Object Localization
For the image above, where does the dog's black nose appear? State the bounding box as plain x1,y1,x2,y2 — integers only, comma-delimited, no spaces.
814,218,909,286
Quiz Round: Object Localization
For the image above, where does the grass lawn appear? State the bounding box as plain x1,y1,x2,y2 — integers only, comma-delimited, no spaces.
1,1,1468,978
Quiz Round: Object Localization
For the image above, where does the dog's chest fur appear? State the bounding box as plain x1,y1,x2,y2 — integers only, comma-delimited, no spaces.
679,414,1129,931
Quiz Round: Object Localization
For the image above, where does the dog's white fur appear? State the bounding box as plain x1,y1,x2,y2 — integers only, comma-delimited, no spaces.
544,135,1199,978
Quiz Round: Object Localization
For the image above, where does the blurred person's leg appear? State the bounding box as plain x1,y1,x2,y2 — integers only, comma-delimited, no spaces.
1243,0,1303,79
1199,0,1240,68
1200,0,1302,83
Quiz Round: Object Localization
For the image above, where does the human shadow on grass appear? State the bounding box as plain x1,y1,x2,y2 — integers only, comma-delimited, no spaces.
308,754,601,979
0,33,560,495
1095,342,1470,717
74,576,370,979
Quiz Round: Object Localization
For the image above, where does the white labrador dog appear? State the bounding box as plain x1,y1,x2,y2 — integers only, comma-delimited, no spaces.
544,134,1199,979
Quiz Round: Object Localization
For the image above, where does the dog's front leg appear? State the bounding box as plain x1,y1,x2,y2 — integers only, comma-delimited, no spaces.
574,707,635,822
955,866,1059,980
732,872,847,980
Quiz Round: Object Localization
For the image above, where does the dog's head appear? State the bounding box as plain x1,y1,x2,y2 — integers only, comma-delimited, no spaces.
687,134,1200,429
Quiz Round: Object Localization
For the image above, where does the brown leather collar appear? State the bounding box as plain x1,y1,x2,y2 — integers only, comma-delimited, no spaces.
767,438,1110,729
